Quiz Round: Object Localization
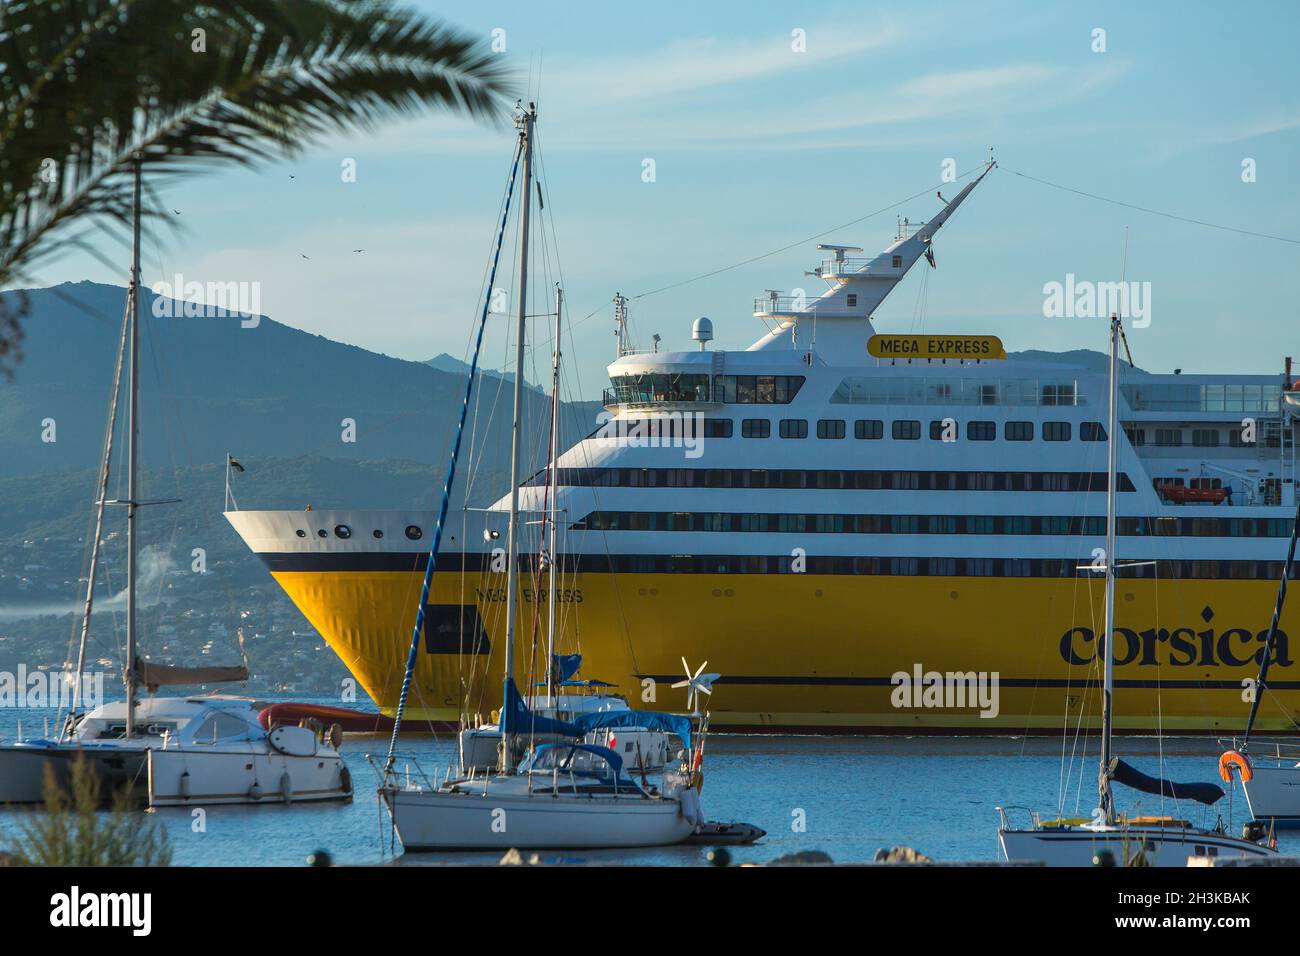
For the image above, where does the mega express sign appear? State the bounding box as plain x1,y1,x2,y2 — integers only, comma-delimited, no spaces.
867,334,1007,360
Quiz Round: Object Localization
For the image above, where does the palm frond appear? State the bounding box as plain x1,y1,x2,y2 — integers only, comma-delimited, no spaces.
0,0,514,367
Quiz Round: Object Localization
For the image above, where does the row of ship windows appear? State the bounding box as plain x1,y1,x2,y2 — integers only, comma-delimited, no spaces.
572,511,1298,538
296,524,425,541
651,417,1103,441
504,553,1299,579
530,467,1136,492
1126,425,1283,448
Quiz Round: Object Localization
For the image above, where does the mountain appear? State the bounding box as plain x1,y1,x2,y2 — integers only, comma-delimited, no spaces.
0,282,604,480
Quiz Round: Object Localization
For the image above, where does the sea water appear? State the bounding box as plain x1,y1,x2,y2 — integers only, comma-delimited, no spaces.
0,704,1283,866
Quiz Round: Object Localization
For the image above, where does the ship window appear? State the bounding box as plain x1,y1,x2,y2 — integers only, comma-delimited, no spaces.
703,418,733,438
741,419,770,438
1043,422,1071,442
817,419,846,439
967,421,995,441
1005,421,1033,442
295,529,306,538
405,525,423,540
372,529,384,539
892,420,921,440
846,294,858,307
316,529,328,538
1155,428,1183,447
1124,426,1146,446
928,419,955,441
855,419,884,440
1228,429,1254,447
779,419,808,439
1081,422,1107,442
1193,428,1220,447
891,255,903,268
334,524,352,539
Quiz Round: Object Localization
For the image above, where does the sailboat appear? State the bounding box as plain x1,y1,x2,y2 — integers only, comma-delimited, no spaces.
1218,468,1300,823
0,160,351,808
997,315,1276,866
455,286,687,774
377,103,701,850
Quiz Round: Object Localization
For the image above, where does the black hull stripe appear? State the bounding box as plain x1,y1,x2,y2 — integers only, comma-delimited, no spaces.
639,674,1300,690
258,551,1296,580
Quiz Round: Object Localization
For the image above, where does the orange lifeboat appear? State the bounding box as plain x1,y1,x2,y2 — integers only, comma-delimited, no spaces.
1160,482,1228,505
1218,749,1253,783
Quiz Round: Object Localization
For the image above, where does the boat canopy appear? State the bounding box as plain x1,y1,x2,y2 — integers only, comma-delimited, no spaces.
501,679,582,737
571,709,693,751
1109,758,1224,806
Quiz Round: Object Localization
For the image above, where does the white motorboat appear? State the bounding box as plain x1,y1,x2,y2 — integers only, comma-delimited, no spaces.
997,315,1275,866
0,697,351,806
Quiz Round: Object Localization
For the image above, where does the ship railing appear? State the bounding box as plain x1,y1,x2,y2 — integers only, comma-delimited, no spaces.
753,295,818,316
818,257,905,277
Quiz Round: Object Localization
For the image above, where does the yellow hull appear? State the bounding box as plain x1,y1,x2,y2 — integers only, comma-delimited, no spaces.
269,566,1300,734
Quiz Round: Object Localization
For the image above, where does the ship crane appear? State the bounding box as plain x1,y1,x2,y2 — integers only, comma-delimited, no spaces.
1194,460,1270,506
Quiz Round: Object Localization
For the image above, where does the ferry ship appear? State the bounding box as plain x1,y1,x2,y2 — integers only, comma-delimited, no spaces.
226,164,1300,734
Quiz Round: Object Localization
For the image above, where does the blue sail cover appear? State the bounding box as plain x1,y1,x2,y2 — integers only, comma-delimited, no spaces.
501,679,582,738
550,653,583,684
571,709,693,751
1109,758,1224,806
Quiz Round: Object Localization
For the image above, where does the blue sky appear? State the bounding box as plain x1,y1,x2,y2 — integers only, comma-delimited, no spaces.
38,0,1300,397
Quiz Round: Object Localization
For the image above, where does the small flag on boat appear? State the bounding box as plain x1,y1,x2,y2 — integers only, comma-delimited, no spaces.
227,455,245,473
924,245,936,268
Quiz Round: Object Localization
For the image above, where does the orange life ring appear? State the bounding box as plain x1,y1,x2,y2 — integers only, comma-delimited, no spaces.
1219,750,1253,783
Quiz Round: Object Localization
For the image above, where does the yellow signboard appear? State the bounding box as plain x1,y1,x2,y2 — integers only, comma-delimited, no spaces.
867,334,1006,360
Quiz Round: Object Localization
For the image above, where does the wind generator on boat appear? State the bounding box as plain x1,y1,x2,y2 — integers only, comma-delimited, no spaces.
997,314,1275,866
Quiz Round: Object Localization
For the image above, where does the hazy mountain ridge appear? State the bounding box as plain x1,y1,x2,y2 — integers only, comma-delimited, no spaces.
0,282,603,479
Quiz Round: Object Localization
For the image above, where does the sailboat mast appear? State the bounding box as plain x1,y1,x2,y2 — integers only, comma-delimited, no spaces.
125,155,142,740
546,285,562,703
1099,313,1120,821
502,103,535,767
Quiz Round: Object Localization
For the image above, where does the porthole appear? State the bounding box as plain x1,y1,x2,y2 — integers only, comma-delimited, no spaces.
373,529,384,539
316,529,327,538
405,525,423,540
334,524,352,539
295,529,306,538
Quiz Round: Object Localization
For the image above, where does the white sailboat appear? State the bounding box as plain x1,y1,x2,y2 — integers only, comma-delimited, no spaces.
997,315,1276,866
378,103,701,850
0,160,350,808
1219,472,1300,823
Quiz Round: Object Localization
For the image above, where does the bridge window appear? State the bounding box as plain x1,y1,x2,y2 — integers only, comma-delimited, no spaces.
1081,422,1107,442
1005,421,1033,441
703,418,733,438
741,419,770,438
967,421,995,441
1043,422,1072,442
